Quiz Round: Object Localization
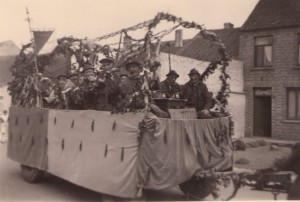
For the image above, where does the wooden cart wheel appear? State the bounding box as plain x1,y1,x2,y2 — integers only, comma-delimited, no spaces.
179,177,214,200
20,164,45,183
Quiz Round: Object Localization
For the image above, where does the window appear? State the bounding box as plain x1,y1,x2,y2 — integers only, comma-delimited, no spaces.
254,36,273,67
287,88,300,120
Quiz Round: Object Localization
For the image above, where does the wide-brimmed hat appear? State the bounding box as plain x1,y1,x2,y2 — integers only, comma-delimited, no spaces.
57,74,68,80
166,70,179,78
82,64,94,72
125,59,142,71
99,57,115,64
188,68,201,76
111,67,120,73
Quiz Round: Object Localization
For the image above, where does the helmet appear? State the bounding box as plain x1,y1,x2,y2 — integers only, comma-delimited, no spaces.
188,68,201,76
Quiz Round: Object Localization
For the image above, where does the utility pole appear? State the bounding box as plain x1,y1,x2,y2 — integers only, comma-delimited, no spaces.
25,7,42,108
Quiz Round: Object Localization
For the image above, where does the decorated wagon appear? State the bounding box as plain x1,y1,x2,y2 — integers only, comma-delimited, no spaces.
7,107,233,200
7,12,240,200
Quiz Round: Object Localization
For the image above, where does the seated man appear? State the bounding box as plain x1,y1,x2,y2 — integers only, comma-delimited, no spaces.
180,68,212,117
159,70,180,98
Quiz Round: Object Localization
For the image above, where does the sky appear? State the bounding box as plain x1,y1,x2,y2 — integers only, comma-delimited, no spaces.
0,0,259,47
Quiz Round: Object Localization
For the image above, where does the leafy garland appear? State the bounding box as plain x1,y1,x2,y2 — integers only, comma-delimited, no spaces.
94,12,231,110
8,12,231,110
188,168,289,200
8,43,39,107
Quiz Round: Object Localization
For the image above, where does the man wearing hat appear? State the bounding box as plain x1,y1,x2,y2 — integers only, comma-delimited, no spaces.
80,64,100,110
119,59,144,94
159,70,180,98
116,59,145,110
180,68,212,115
82,64,96,79
99,57,115,71
98,58,121,111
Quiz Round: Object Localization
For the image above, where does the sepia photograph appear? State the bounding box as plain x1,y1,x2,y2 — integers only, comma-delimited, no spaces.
0,0,299,201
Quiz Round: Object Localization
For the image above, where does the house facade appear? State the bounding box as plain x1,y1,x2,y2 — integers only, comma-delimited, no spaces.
159,26,245,138
240,0,300,140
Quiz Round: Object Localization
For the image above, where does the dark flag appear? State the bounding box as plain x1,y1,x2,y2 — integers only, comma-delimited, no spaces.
33,30,53,54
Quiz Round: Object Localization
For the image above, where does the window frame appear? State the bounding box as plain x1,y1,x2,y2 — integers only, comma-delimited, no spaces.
286,87,300,120
254,36,273,67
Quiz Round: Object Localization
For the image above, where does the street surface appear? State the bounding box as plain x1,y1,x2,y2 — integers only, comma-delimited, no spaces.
0,142,288,201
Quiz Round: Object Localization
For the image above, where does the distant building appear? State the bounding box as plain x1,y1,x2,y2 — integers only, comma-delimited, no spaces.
0,40,19,113
159,25,245,138
240,0,300,140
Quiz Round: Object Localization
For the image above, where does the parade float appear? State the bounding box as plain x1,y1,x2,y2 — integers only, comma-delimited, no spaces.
6,12,292,200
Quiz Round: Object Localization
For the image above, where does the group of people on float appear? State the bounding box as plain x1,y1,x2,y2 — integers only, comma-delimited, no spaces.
40,57,212,116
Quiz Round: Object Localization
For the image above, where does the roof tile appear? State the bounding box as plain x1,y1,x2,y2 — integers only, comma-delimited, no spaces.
160,28,240,61
242,0,300,31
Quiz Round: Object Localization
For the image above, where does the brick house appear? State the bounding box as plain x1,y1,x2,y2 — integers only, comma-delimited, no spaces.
240,0,300,140
159,25,245,138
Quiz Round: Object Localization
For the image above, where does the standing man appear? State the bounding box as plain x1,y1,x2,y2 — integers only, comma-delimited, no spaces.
98,57,116,111
99,57,115,72
180,68,212,115
159,70,180,98
81,64,99,110
67,72,84,110
118,59,145,110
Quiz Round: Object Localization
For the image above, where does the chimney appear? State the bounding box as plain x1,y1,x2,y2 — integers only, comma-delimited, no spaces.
123,35,132,49
175,29,183,48
224,23,234,29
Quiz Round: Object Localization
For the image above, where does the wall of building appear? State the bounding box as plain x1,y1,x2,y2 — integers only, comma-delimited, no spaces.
158,53,245,138
0,85,11,113
240,27,300,140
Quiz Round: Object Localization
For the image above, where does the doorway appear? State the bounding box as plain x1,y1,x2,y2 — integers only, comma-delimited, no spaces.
253,92,272,137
